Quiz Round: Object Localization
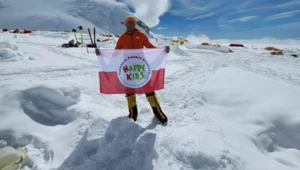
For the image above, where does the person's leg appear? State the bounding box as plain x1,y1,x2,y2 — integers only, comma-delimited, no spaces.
125,94,138,121
145,92,168,124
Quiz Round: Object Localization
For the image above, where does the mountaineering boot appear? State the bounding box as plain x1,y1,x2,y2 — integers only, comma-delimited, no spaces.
146,92,168,125
126,94,138,121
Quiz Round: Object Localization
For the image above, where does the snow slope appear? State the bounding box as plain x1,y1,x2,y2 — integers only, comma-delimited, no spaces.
0,0,151,36
0,31,300,170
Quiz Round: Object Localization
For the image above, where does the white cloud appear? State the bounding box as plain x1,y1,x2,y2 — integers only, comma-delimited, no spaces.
186,12,215,20
217,16,256,29
156,27,168,30
169,0,221,19
247,22,300,32
123,0,170,27
228,16,257,23
265,10,300,21
218,24,233,29
272,0,300,9
226,0,300,16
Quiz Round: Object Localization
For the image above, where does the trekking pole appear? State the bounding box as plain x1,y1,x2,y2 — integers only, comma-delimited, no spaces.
93,27,97,48
72,29,79,47
88,28,93,45
78,26,83,47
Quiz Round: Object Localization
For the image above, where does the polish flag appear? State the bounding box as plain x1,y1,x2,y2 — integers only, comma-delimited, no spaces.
97,48,167,94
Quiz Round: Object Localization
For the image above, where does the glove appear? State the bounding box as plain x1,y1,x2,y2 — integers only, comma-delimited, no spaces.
165,46,170,53
95,48,100,56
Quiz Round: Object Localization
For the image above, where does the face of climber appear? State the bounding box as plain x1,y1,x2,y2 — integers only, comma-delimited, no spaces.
126,21,136,33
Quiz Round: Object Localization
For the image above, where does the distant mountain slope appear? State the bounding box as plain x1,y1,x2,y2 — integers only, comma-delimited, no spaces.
0,0,152,36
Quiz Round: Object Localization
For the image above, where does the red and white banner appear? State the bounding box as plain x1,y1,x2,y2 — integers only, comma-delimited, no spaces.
97,48,167,94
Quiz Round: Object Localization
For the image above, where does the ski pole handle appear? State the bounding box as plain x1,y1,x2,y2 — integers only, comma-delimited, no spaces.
93,27,97,48
88,28,93,45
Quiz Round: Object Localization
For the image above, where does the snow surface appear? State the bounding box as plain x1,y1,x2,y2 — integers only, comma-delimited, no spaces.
0,31,300,170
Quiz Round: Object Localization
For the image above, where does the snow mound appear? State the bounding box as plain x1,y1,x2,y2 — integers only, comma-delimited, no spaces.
34,31,71,39
202,67,300,107
0,48,20,60
185,43,231,53
0,130,54,165
186,34,211,44
256,118,300,168
0,41,27,61
202,67,300,169
0,41,18,50
170,45,192,57
173,150,243,170
21,86,81,126
58,117,157,170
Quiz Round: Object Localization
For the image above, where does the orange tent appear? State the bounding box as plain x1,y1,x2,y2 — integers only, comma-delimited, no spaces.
201,42,233,53
264,46,282,51
264,46,283,55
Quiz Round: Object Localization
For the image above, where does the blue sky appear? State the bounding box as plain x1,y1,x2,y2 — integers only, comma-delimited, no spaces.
124,0,300,39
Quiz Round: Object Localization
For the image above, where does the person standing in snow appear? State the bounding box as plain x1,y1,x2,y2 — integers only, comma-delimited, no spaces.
95,16,170,124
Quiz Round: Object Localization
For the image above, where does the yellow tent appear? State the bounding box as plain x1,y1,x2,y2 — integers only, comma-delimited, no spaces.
201,42,210,46
170,39,179,43
264,46,283,55
201,42,233,53
179,40,185,45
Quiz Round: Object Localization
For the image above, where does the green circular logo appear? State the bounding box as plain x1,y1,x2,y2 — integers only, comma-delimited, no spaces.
118,56,152,88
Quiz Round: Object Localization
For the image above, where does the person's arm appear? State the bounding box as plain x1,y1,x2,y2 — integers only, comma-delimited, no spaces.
142,34,170,53
115,37,123,49
142,34,156,48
